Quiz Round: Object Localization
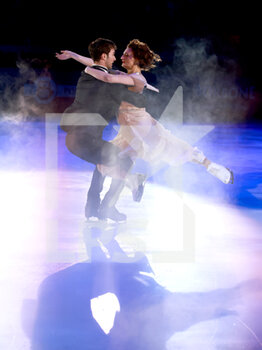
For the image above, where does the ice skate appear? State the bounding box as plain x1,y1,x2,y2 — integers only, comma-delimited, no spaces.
125,173,147,202
98,205,127,223
132,173,147,202
207,162,234,184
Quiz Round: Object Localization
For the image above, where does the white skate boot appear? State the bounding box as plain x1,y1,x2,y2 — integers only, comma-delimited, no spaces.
207,162,234,184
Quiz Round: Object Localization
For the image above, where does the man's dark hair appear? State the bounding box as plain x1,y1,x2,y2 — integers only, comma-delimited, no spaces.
88,38,117,61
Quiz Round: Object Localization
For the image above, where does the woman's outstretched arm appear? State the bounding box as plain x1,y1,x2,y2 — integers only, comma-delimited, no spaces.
84,66,145,92
55,50,94,66
56,52,159,93
146,84,159,93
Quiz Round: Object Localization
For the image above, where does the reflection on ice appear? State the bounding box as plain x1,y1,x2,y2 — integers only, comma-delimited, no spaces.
91,292,120,335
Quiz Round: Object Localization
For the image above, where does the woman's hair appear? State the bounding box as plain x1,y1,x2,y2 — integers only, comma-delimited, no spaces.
127,39,162,71
88,38,117,61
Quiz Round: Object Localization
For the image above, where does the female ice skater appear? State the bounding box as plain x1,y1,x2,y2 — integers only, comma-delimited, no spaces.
56,39,234,186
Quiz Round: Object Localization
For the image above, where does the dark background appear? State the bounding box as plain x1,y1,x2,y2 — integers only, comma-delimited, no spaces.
0,0,261,123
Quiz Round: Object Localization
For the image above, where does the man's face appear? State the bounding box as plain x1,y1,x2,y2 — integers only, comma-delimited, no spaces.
104,48,116,69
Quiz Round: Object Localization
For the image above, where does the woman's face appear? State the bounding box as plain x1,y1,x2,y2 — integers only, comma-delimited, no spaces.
121,47,136,70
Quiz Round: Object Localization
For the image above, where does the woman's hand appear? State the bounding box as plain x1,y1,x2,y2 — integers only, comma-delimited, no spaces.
55,51,94,66
55,50,74,60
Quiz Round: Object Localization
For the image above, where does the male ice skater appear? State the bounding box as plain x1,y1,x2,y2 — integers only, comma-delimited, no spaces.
60,38,145,222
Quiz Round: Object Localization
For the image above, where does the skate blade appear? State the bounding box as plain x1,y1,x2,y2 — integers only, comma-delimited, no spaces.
226,168,234,184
